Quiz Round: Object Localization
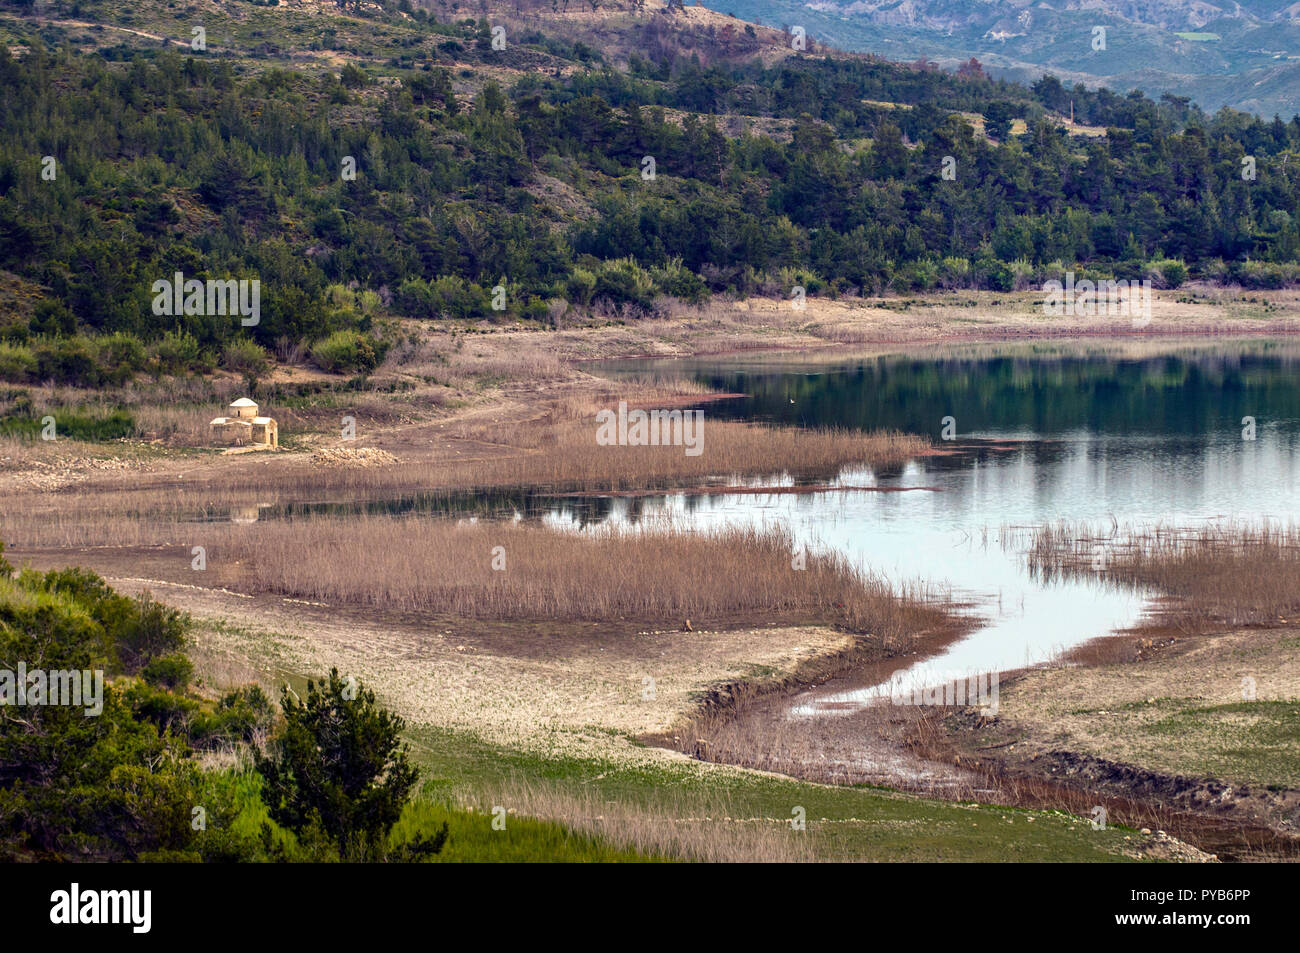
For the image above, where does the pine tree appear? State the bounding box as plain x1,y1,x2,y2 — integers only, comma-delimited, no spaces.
257,669,439,861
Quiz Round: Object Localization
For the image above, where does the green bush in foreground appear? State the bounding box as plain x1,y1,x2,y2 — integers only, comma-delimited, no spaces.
0,330,209,387
0,561,205,860
149,329,208,377
0,342,36,381
221,338,271,379
257,669,445,861
0,546,445,862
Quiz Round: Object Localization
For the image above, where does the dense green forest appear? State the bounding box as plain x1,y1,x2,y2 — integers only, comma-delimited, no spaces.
4,5,1300,385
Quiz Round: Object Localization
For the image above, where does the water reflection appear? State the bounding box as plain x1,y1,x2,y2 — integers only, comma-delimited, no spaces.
585,339,1300,702
196,340,1300,700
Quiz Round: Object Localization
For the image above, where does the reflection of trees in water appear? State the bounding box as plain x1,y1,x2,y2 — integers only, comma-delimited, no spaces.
684,347,1300,439
228,346,1300,530
247,487,637,530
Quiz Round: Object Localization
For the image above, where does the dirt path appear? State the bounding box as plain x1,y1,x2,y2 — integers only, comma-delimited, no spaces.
15,16,188,46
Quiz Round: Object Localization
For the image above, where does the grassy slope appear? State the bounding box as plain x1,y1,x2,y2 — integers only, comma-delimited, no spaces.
395,800,657,862
1038,629,1300,793
1015,526,1300,794
207,747,655,861
195,613,1145,861
1143,700,1300,791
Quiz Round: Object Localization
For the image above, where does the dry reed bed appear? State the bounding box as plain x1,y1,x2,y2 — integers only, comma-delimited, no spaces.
472,418,926,491
676,696,980,797
391,328,571,388
1,513,939,634
1027,520,1300,627
0,412,927,547
205,517,939,634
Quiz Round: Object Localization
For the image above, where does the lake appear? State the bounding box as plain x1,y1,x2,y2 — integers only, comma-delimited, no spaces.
579,339,1300,710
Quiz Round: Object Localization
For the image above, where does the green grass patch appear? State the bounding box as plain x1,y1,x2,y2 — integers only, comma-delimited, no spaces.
1144,701,1300,789
404,725,1144,862
391,799,656,862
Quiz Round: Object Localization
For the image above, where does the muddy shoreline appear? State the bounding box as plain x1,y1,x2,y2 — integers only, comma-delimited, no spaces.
574,304,1300,365
661,602,1300,861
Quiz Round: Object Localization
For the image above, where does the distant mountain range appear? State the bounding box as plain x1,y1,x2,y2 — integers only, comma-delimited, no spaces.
721,0,1300,116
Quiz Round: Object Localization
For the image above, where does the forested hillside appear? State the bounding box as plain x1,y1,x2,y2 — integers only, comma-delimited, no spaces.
3,0,1300,386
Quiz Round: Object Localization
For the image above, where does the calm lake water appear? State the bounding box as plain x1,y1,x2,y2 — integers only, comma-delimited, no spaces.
581,339,1300,707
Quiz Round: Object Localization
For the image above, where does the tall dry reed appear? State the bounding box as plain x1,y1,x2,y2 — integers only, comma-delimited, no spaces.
1,407,927,548
1027,520,1300,627
209,516,940,635
455,779,817,863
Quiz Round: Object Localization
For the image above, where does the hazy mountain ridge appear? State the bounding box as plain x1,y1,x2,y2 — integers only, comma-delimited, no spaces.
802,1,1284,31
728,0,1300,115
